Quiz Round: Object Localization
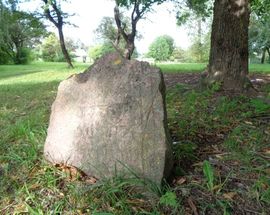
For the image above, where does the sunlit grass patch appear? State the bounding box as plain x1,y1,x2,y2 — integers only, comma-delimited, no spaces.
156,62,270,73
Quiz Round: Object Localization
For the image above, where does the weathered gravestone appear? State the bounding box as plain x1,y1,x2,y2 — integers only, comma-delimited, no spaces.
44,52,173,184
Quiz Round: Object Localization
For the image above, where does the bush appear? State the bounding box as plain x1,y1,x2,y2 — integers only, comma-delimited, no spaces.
14,48,33,65
89,43,115,61
0,48,12,64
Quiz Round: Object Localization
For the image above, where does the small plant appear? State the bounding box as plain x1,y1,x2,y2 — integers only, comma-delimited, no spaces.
210,81,222,92
159,191,178,208
173,142,198,162
252,176,270,205
250,98,270,114
203,160,214,191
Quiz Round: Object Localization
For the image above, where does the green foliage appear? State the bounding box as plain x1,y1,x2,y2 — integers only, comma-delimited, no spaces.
88,43,115,61
173,142,198,163
0,4,46,64
116,0,166,11
249,13,270,63
94,16,140,57
203,160,214,191
159,191,178,207
147,35,175,61
40,33,76,62
15,47,33,64
171,47,187,62
175,0,213,26
250,98,270,114
252,176,270,204
187,33,210,63
95,16,119,43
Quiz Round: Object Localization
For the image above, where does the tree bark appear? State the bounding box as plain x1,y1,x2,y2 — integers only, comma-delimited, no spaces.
114,3,139,60
124,36,135,60
42,0,74,68
266,47,270,63
58,26,73,68
203,0,252,92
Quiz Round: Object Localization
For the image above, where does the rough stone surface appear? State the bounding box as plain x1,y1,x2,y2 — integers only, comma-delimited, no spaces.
44,52,173,184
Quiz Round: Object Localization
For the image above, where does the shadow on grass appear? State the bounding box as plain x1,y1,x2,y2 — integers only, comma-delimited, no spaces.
0,69,51,80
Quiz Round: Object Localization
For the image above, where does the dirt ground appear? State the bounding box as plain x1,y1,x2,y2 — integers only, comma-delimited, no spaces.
164,73,270,91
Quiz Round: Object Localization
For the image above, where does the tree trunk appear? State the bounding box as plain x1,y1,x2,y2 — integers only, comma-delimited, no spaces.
266,47,270,63
58,26,73,68
203,0,252,92
124,37,135,60
261,47,266,64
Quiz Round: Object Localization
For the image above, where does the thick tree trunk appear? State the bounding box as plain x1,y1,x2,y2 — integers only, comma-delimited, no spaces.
203,0,252,92
261,48,266,64
58,27,73,68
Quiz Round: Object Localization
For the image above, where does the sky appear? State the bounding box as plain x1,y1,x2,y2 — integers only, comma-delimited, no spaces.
20,0,191,54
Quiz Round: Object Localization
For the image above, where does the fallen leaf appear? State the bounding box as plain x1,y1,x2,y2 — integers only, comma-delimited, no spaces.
223,192,237,200
192,162,203,167
175,177,187,185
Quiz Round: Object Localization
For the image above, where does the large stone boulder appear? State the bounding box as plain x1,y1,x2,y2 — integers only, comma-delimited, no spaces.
44,52,173,184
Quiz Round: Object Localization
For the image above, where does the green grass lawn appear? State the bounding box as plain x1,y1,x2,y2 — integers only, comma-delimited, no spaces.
157,62,270,73
0,62,270,214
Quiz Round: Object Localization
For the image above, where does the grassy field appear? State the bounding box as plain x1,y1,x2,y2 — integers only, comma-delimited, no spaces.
157,62,270,73
0,62,270,214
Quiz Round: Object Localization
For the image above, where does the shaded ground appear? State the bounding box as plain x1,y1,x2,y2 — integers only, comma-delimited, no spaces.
164,72,270,214
164,72,270,90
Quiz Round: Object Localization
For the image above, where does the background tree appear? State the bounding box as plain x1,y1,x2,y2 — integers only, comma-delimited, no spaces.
175,0,213,25
0,1,46,64
40,33,77,62
171,47,187,62
114,0,166,59
203,0,251,92
249,0,270,64
94,16,140,59
249,14,270,64
147,35,174,61
187,31,210,63
174,0,212,63
41,0,74,68
88,42,115,61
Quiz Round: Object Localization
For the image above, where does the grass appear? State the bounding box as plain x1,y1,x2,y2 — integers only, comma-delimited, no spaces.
157,62,270,73
166,83,270,214
0,62,270,214
156,63,207,73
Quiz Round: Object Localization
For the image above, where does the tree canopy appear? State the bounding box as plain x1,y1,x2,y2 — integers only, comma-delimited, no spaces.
0,1,46,64
114,0,166,59
147,35,175,61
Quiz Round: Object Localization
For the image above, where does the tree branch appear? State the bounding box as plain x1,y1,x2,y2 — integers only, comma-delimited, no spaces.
114,5,128,41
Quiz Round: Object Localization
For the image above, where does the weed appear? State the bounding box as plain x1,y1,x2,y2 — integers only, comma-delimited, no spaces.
203,160,215,191
159,191,178,207
250,98,270,114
